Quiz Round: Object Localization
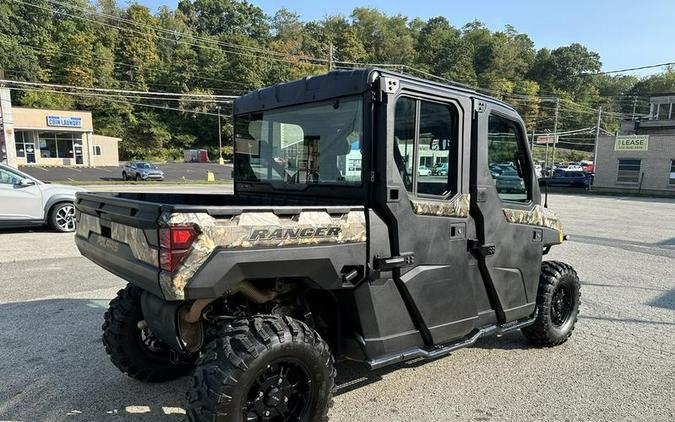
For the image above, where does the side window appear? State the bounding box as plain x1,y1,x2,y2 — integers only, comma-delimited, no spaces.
394,97,458,196
394,98,416,192
0,169,21,185
487,114,531,203
418,101,455,195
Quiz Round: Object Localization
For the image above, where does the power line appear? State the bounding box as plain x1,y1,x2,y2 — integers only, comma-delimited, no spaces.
9,86,232,117
16,0,328,67
0,79,237,100
44,0,331,64
589,61,675,75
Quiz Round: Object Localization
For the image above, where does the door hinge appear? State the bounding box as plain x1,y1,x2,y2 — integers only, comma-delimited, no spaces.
374,252,415,271
469,239,496,257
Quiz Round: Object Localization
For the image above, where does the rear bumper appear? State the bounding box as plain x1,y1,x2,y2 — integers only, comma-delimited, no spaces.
75,234,164,298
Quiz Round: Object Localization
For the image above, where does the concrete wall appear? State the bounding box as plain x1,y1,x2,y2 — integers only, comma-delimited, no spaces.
594,135,675,194
90,134,120,167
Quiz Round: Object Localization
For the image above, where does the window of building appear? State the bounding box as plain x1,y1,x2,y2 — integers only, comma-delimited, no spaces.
93,145,102,156
38,132,82,159
15,131,26,158
669,160,675,185
487,114,531,203
394,97,458,196
616,159,641,184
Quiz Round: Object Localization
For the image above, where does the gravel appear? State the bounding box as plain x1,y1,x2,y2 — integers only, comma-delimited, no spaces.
0,193,673,422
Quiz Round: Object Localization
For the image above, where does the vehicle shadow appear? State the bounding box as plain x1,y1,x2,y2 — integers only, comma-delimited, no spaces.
0,298,186,422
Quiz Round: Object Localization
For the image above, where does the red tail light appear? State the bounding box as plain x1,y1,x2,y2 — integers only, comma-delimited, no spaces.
159,225,199,273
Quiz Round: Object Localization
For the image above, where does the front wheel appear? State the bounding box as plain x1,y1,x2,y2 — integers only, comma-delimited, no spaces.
49,202,76,232
522,261,581,346
187,315,335,422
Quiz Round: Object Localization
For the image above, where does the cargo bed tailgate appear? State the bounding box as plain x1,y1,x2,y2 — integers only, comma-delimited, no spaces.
74,192,164,297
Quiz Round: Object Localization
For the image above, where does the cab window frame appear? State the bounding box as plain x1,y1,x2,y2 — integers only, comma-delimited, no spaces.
486,111,534,206
393,94,460,200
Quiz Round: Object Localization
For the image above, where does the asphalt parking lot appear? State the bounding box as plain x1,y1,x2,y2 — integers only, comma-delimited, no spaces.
0,192,673,422
19,162,233,183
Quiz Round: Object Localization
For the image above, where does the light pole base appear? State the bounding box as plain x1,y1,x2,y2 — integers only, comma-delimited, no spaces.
218,157,224,165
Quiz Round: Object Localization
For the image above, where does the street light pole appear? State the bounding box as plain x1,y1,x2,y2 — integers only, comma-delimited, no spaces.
217,106,223,165
550,98,560,173
591,106,602,190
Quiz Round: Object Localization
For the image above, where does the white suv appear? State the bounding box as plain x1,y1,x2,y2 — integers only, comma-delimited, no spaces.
0,164,85,232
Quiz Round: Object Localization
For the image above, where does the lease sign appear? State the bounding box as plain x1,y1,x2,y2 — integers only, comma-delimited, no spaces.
615,135,648,151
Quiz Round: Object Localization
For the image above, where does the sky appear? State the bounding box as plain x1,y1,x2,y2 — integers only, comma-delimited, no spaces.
137,0,674,77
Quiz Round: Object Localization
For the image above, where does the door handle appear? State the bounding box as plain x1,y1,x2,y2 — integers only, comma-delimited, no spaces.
469,240,496,257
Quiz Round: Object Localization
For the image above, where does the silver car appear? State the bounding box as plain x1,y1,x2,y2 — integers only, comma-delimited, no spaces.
0,164,84,232
122,161,165,181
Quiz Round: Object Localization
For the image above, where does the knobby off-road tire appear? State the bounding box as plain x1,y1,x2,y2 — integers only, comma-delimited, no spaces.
187,315,335,422
102,284,194,382
522,261,581,347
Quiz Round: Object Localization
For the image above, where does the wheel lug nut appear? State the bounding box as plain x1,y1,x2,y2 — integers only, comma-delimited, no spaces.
278,378,282,384
265,410,270,416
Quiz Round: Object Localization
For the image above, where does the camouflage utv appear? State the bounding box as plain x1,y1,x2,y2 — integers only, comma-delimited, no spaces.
75,68,580,421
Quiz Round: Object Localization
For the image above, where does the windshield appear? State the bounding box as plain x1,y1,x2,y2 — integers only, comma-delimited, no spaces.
137,162,154,169
234,96,363,186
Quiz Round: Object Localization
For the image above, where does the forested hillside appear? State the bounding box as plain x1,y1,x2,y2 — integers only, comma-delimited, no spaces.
1,0,674,160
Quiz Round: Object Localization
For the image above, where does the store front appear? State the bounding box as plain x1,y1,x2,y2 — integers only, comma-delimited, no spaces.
7,106,120,167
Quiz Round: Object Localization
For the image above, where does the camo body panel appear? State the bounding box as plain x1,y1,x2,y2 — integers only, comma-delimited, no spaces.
159,210,367,300
502,206,562,231
77,213,158,266
410,194,470,218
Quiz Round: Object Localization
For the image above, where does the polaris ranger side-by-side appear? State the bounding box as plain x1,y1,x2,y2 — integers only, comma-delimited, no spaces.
74,69,580,422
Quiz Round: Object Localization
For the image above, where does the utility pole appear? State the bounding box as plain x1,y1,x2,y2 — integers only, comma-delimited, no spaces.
217,106,223,165
591,106,602,190
530,127,535,153
632,97,637,120
550,98,560,173
328,43,334,72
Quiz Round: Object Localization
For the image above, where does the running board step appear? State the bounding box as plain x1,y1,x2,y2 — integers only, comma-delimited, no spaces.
367,316,536,370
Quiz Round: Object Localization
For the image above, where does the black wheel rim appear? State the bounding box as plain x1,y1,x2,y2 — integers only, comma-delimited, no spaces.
243,359,313,422
551,283,573,327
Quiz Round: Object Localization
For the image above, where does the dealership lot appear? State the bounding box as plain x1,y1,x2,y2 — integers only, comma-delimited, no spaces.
0,193,673,422
18,162,233,183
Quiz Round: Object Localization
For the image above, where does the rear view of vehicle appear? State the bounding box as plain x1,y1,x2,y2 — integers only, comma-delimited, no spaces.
75,69,580,422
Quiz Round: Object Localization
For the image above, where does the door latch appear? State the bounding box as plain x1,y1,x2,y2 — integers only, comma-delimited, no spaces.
374,252,415,271
469,240,496,257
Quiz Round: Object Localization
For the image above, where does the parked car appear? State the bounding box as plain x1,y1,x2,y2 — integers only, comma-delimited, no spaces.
564,164,583,172
433,163,449,176
495,168,526,193
417,165,432,176
122,161,165,181
539,170,590,188
0,163,84,232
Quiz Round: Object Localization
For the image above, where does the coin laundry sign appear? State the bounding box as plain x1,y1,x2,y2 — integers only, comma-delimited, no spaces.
46,115,82,128
614,135,649,151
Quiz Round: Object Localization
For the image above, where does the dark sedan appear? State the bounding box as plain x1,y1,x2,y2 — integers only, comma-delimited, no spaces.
539,170,591,188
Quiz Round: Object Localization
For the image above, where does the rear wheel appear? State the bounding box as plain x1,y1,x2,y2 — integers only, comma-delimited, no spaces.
49,202,76,232
522,261,581,346
102,284,194,382
187,315,335,422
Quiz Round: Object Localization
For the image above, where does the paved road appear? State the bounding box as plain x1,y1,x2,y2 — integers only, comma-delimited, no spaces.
19,162,233,183
0,194,673,422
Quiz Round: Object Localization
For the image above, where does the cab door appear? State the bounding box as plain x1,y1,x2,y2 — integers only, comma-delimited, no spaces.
470,101,543,323
374,79,489,346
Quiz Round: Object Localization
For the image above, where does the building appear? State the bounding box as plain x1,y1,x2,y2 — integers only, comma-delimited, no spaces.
0,87,120,168
593,93,675,195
